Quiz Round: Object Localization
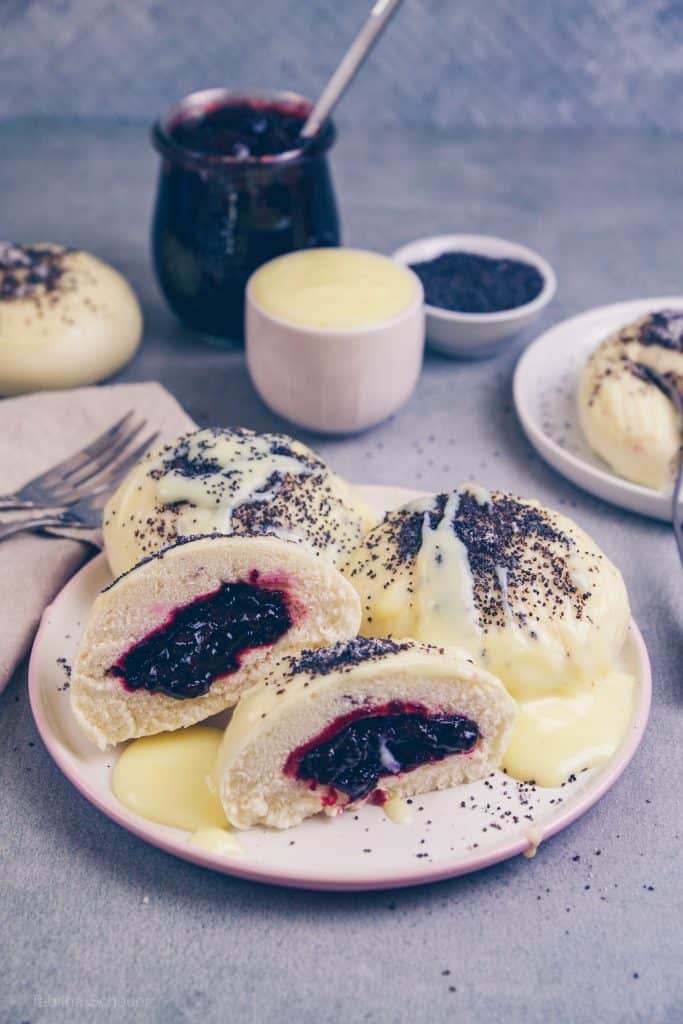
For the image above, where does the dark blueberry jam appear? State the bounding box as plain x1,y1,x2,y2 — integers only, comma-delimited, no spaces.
171,103,306,159
151,93,340,342
285,701,479,802
409,251,544,314
110,580,291,700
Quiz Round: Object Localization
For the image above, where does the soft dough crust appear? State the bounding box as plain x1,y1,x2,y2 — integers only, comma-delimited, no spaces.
70,535,361,749
0,244,142,395
102,427,370,577
341,486,630,700
216,638,517,830
578,310,683,489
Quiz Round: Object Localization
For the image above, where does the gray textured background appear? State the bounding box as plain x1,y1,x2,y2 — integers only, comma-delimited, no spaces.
2,3,683,1022
2,0,683,129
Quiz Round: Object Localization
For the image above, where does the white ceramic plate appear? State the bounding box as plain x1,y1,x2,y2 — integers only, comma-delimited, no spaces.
514,297,683,521
29,485,651,891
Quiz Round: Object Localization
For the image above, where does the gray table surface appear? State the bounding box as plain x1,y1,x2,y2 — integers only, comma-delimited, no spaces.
1,121,681,1024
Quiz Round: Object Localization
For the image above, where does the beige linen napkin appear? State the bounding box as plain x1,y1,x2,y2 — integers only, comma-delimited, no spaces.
0,382,196,688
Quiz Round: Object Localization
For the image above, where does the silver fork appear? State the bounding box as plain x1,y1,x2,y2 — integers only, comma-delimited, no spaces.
0,493,112,541
638,366,683,566
0,411,151,511
0,425,160,542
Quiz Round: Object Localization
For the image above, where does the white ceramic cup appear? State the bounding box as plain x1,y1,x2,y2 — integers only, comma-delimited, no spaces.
245,264,425,435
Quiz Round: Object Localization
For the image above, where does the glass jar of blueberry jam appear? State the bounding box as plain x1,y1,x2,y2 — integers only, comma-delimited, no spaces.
151,88,340,344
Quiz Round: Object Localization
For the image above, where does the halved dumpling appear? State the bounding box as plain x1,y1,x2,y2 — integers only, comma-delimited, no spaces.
70,535,361,749
216,637,517,830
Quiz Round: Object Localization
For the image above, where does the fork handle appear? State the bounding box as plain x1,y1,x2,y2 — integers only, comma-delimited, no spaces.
0,513,66,541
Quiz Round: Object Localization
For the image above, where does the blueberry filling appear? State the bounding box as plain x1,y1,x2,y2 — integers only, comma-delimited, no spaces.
285,701,479,802
171,102,306,158
110,580,291,699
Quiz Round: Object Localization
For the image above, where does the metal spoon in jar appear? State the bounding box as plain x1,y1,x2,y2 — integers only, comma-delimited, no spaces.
636,364,683,567
300,0,405,141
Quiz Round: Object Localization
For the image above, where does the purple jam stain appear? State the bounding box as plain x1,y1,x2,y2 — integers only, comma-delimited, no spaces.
110,579,292,700
284,701,480,803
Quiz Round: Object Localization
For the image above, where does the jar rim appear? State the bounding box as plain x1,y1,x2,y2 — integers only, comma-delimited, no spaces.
151,87,335,168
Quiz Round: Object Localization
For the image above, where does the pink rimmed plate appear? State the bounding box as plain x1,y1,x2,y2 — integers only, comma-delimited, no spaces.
28,485,651,891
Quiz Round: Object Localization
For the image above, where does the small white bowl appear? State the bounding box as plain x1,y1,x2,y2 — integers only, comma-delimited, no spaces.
392,233,557,359
245,258,425,435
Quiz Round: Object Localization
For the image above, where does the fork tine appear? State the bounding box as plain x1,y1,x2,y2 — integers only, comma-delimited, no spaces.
60,418,148,491
60,434,161,518
30,431,160,510
40,419,146,503
76,432,161,500
27,411,135,493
